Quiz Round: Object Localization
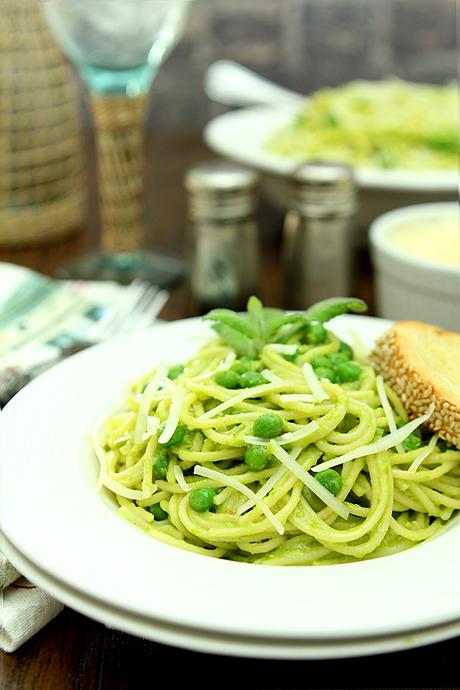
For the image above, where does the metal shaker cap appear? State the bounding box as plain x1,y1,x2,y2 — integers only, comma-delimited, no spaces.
290,161,356,217
184,160,258,220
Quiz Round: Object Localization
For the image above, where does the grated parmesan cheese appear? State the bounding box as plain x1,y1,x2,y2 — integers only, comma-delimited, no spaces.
280,393,317,404
278,421,319,445
134,363,168,443
261,368,283,383
243,421,319,448
198,381,286,420
375,375,403,454
194,352,237,381
302,362,328,402
264,344,298,355
312,404,436,473
243,435,269,446
194,465,284,535
269,441,349,520
174,463,190,492
238,447,302,514
141,415,160,442
158,385,186,445
408,433,439,472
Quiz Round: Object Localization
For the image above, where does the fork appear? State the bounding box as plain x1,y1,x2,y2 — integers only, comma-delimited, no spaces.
86,280,169,342
0,281,169,406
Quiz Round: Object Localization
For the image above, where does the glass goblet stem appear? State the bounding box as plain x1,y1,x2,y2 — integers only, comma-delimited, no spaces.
89,92,149,253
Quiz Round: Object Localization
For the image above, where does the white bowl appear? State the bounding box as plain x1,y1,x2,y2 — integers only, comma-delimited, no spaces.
369,202,460,331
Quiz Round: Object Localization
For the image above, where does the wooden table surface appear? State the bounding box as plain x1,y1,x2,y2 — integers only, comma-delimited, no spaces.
1,131,458,690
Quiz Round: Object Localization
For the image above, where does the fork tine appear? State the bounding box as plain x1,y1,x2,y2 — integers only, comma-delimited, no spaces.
117,285,160,335
86,279,168,342
142,288,169,325
128,287,167,333
88,280,147,341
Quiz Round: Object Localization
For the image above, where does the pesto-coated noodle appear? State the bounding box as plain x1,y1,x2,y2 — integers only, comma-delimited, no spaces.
93,301,460,565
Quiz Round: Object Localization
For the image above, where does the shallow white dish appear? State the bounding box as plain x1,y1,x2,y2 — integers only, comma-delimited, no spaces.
2,316,460,648
204,104,457,193
2,531,460,660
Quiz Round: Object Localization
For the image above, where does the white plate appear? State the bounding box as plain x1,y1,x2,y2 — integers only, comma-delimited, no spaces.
203,104,458,192
2,316,460,644
2,531,460,660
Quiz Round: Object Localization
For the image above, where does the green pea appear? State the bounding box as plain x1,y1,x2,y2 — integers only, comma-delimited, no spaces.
402,433,422,452
336,361,362,383
314,366,336,383
253,413,284,439
328,352,349,368
238,371,266,388
338,341,354,359
189,487,217,512
233,355,259,375
305,322,327,345
157,423,186,448
152,453,169,480
167,364,184,380
315,469,343,496
148,503,168,521
214,370,240,389
245,445,269,470
311,355,331,369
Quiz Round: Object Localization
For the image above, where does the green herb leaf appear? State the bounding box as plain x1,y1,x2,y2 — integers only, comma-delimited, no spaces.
304,297,367,324
204,309,256,338
204,296,368,355
211,322,257,357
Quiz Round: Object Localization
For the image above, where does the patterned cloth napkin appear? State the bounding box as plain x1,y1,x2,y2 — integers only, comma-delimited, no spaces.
0,554,63,653
0,261,166,652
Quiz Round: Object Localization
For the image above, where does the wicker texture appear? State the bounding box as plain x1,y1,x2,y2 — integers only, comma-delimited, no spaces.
0,0,84,247
90,94,148,253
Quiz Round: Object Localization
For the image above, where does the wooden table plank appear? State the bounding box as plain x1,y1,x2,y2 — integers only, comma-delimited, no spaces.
1,608,103,690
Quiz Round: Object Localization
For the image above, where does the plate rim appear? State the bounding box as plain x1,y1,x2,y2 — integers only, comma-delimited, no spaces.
3,531,460,660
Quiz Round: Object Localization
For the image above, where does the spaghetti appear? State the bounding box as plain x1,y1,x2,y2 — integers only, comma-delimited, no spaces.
93,299,460,565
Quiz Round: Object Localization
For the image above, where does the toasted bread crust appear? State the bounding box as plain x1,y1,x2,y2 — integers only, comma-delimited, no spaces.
370,321,460,447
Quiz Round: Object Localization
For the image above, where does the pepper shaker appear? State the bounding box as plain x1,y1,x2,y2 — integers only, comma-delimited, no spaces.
282,162,356,310
185,160,259,313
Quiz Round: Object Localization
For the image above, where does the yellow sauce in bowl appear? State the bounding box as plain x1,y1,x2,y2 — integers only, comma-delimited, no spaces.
387,214,460,265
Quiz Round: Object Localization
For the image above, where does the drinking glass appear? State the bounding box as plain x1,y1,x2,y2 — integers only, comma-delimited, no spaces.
42,0,190,285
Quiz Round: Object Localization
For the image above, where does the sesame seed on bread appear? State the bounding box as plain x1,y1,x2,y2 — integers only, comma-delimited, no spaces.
370,320,460,448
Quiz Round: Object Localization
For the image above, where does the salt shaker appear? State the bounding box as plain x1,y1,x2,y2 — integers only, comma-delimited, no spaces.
282,162,356,310
185,160,259,313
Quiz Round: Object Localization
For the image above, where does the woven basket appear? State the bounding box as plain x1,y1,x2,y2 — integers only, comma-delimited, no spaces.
0,0,85,247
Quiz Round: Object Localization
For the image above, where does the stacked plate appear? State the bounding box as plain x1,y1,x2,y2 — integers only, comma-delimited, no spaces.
2,317,460,659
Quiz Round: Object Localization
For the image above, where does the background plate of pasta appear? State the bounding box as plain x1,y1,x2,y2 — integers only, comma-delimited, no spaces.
1,297,460,656
204,80,458,192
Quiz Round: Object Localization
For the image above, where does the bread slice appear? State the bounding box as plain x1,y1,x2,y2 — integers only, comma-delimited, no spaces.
370,320,460,447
